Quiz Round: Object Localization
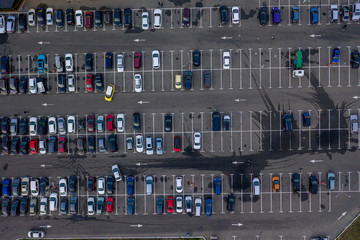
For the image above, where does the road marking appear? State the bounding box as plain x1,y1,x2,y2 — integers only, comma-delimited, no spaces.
299,172,302,212
161,51,164,91
181,112,184,152
210,112,214,152
250,173,254,213
269,48,272,88
200,112,204,152
308,47,312,88
318,172,322,212
269,173,273,213
318,109,322,150
170,50,174,91
278,48,282,88
220,49,223,90
210,49,214,90
318,47,322,87
288,48,292,88
239,49,243,89
249,111,253,151
230,112,233,151
249,48,252,89
260,173,263,213
298,110,302,150
259,48,262,89
328,109,332,150
240,111,243,152
289,173,293,213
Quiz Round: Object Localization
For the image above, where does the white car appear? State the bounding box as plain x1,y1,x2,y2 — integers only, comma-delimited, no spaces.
223,51,230,69
152,50,160,69
146,175,153,195
30,178,39,196
67,74,75,92
87,197,95,215
193,132,201,150
39,139,46,154
28,230,45,238
231,6,240,24
6,16,15,33
29,117,37,136
253,177,260,195
98,177,105,195
330,5,339,22
142,11,149,30
21,177,30,196
136,134,144,152
39,197,48,215
65,53,73,72
176,196,183,213
59,178,67,196
176,177,183,193
49,192,58,211
134,74,142,93
112,164,122,181
0,15,6,34
351,114,359,133
153,9,162,28
116,113,125,132
146,136,154,155
116,54,124,72
353,2,360,21
185,196,192,213
48,117,57,134
28,9,36,26
195,197,201,216
46,8,54,25
67,115,76,133
75,10,83,27
29,78,37,94
58,117,66,134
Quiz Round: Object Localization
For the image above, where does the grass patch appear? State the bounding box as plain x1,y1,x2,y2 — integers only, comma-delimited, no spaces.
338,215,360,240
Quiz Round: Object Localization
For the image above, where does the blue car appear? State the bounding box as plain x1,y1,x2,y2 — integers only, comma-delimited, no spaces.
205,198,212,217
302,112,311,127
127,176,134,195
283,114,292,132
2,178,11,196
272,7,281,24
214,177,221,195
156,196,163,215
1,56,9,74
291,7,299,23
37,54,47,73
332,48,340,64
127,197,135,215
310,8,319,24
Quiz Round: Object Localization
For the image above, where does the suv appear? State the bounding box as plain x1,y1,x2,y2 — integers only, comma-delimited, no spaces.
220,6,228,25
182,8,190,26
114,8,121,26
351,50,360,68
184,70,192,89
105,52,113,69
258,7,268,25
165,114,172,132
212,112,221,131
134,52,142,69
124,8,132,28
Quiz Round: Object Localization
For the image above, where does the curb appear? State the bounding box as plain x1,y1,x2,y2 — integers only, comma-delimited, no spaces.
335,212,360,239
17,236,207,240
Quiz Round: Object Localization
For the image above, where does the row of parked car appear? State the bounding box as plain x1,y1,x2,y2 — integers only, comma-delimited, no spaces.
258,3,360,25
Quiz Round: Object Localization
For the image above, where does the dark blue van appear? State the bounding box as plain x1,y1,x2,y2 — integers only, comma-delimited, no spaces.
212,112,221,131
56,9,63,27
124,8,132,28
105,52,113,69
184,70,192,89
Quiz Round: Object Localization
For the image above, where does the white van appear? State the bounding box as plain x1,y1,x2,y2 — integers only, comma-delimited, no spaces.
195,197,201,216
55,55,63,72
30,178,39,196
145,176,153,195
253,177,260,196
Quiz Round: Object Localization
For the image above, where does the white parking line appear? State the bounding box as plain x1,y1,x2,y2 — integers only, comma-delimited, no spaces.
308,47,312,88
318,46,322,87
210,49,214,90
278,48,282,88
328,109,332,150
249,48,252,89
259,48,262,89
200,112,204,152
299,172,302,212
347,46,351,87
269,173,273,213
289,173,293,213
288,48,292,88
260,173,263,213
269,110,273,151
181,112,184,152
268,48,272,88
279,173,283,213
210,112,214,152
219,49,223,90
318,109,322,150
249,111,253,151
238,49,243,89
318,172,322,212
278,111,282,150
161,51,164,91
230,112,233,151
170,50,174,91
298,110,302,150
143,175,147,215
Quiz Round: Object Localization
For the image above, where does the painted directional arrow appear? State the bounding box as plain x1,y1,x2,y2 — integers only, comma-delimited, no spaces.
42,103,55,107
136,162,148,166
38,41,50,45
134,39,146,42
353,96,360,99
234,98,247,102
39,225,52,228
310,34,321,38
130,224,143,227
232,161,244,165
40,164,53,168
231,223,243,226
337,212,347,220
310,159,323,163
221,36,233,40
137,101,149,104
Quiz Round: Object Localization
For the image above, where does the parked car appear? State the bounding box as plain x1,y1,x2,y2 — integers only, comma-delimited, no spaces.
112,164,122,181
227,194,235,211
6,16,16,33
331,48,340,64
193,50,200,66
174,136,181,152
28,9,36,26
302,112,311,127
185,196,192,213
231,6,240,24
272,7,281,24
351,50,360,69
258,7,268,25
153,9,162,28
351,114,359,133
176,176,183,193
205,198,212,216
182,8,190,26
142,11,149,30
167,196,174,213
128,197,135,215
19,14,27,32
223,51,230,69
114,8,122,26
310,7,319,24
176,196,183,213
309,175,318,194
214,177,221,195
283,114,292,131
272,176,280,192
327,171,335,190
127,176,134,195
220,6,228,25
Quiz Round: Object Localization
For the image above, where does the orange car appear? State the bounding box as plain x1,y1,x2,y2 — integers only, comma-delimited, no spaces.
272,176,280,192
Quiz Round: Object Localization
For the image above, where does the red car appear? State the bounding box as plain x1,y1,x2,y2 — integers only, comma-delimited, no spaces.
167,196,174,213
106,114,114,132
86,74,94,92
134,52,142,69
85,11,93,29
106,197,114,213
87,114,95,133
30,139,38,154
59,136,66,153
174,136,181,152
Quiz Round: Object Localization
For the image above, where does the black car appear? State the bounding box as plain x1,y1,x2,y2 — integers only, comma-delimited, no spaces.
292,173,300,194
309,175,318,194
60,199,68,215
70,196,77,214
48,136,58,153
56,9,63,27
12,178,20,196
20,196,28,216
2,136,10,155
104,9,112,24
19,76,27,94
2,197,10,216
212,112,221,131
182,8,190,26
1,56,9,74
88,177,95,192
19,118,28,135
38,117,47,135
95,10,103,27
57,75,66,93
109,134,117,152
165,114,172,132
114,8,121,26
106,176,114,194
193,50,200,66
19,14,27,32
133,113,141,130
95,73,103,91
85,53,93,71
36,8,45,26
68,175,77,194
302,112,311,127
20,137,29,155
78,118,85,131
11,199,19,216
88,135,95,153
105,52,113,69
220,6,228,25
124,8,132,28
227,194,235,211
351,50,360,69
66,8,74,25
11,137,20,154
258,7,269,25
40,177,49,195
1,117,9,134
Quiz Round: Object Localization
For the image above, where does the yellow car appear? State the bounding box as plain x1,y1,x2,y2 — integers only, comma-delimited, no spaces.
272,176,280,192
105,84,115,101
175,74,182,89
